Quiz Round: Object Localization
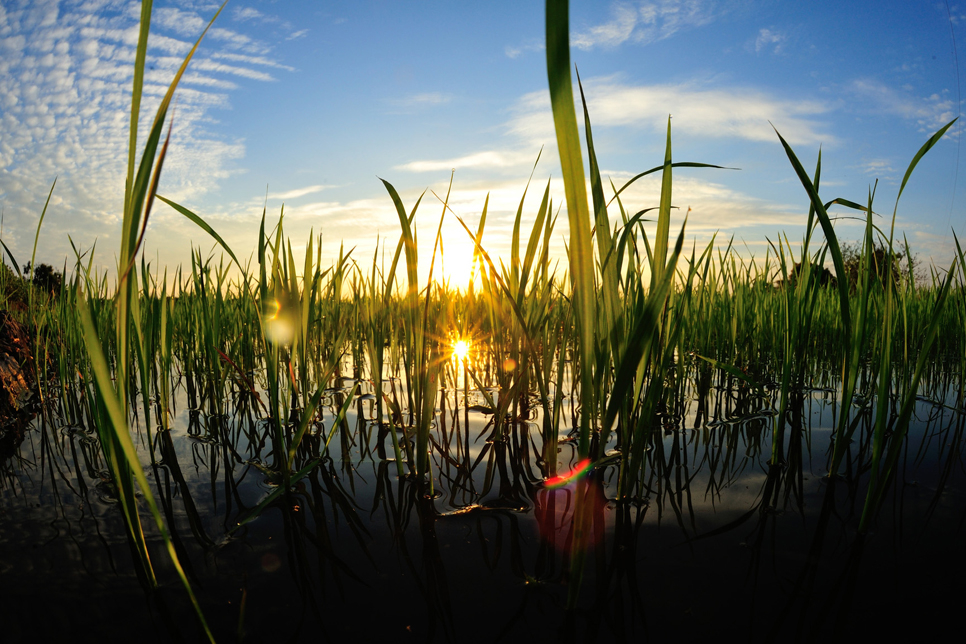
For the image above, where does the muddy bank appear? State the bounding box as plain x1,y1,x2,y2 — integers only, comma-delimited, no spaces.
0,310,34,457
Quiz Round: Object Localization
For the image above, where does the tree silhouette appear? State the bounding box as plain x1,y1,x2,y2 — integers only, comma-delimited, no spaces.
30,263,63,296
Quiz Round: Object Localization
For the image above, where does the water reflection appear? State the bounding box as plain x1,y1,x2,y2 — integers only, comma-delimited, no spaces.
1,368,964,642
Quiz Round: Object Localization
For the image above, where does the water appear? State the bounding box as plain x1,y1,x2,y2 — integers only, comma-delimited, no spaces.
1,375,964,643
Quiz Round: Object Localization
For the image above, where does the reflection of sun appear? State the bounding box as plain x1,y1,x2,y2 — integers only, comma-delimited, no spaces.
452,339,471,362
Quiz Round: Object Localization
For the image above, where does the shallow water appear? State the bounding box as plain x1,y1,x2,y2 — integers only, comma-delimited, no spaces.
1,373,964,643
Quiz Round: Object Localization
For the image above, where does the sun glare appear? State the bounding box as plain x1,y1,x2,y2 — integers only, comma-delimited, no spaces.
439,238,478,290
452,339,471,362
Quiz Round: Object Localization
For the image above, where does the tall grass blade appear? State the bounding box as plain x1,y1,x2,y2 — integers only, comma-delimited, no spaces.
546,0,595,459
76,288,214,641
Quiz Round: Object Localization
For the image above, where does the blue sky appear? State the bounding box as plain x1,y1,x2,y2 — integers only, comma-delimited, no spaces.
1,0,965,285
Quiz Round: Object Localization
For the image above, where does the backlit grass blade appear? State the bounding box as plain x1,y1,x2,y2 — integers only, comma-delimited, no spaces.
601,219,687,439
509,153,542,284
122,1,229,280
611,207,657,279
607,161,735,208
651,118,674,290
577,72,621,364
82,4,228,639
156,195,244,275
0,238,20,275
23,178,57,406
895,119,958,203
380,178,425,296
518,179,551,302
27,179,56,288
125,0,152,208
772,125,851,335
546,0,596,460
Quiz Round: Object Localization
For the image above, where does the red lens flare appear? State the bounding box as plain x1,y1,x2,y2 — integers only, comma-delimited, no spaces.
544,458,592,489
534,467,607,553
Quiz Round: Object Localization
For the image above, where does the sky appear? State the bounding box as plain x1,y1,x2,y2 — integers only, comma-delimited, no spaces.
1,0,965,287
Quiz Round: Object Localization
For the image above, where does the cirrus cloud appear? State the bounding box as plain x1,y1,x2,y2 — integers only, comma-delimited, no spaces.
0,0,290,268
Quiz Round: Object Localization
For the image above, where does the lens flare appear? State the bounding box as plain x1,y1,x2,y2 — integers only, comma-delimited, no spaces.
263,298,281,320
535,463,605,552
263,297,295,346
544,458,592,489
260,553,281,573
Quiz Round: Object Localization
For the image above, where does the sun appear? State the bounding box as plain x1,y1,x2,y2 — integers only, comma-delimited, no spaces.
438,237,479,291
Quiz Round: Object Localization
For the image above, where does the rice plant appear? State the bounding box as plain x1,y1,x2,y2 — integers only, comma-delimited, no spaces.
1,1,964,640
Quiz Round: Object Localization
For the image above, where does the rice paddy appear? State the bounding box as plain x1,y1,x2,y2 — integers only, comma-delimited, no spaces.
1,1,965,642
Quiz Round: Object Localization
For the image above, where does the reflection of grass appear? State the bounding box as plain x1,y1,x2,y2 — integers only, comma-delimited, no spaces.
2,0,966,636
71,2,230,641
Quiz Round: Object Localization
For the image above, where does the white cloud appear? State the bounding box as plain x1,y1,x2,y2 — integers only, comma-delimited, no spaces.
211,51,295,71
754,27,785,54
390,92,453,109
504,41,543,59
233,7,264,23
574,3,638,49
154,7,207,37
0,0,288,268
396,150,541,173
190,58,276,81
232,5,291,28
603,170,804,237
393,77,834,224
506,77,833,148
858,158,896,176
209,26,268,54
847,78,958,133
573,0,724,50
907,230,962,267
269,185,335,200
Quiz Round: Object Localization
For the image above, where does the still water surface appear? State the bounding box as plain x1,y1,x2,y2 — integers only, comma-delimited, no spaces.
1,372,963,643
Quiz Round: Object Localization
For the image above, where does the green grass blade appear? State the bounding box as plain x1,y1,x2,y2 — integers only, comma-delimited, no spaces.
895,118,957,204
380,178,425,295
125,0,152,208
694,354,766,395
76,288,214,642
546,0,596,460
27,178,56,285
156,195,244,276
0,238,20,275
772,125,851,336
607,161,735,207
